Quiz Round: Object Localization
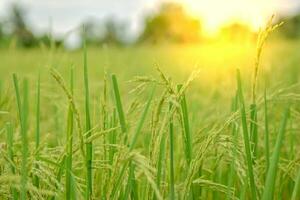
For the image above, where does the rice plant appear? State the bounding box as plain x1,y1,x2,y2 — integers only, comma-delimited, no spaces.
0,17,299,200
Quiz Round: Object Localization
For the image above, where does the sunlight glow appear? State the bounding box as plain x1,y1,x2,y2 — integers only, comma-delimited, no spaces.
170,0,281,36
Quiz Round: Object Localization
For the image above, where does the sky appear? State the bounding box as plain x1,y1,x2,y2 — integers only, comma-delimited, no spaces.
0,0,300,39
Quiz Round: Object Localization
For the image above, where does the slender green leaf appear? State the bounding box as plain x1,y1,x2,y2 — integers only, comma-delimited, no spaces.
6,122,18,200
83,28,93,200
66,68,74,200
291,168,300,200
236,69,257,200
111,74,127,136
177,84,192,165
264,89,270,171
262,107,289,200
129,85,155,150
169,103,175,200
249,103,258,158
13,74,29,200
33,74,41,187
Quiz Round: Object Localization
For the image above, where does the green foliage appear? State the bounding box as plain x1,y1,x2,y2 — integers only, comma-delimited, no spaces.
9,3,37,47
277,14,300,39
12,75,29,200
262,107,289,200
219,23,257,41
139,3,202,44
83,33,93,199
236,70,257,200
0,20,300,200
81,19,125,47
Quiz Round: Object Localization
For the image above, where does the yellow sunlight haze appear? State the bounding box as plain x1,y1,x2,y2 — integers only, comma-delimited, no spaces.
172,0,278,36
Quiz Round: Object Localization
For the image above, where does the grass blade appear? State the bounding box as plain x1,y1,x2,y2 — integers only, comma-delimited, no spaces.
110,85,155,199
6,122,18,200
249,103,258,158
109,109,117,166
33,74,41,187
227,93,238,200
66,68,74,200
177,84,196,199
129,85,155,150
264,89,270,171
156,134,166,190
83,30,93,199
262,107,289,200
236,69,257,200
123,162,135,199
291,168,300,200
13,74,29,200
169,103,175,200
35,74,41,150
111,74,127,136
177,84,192,165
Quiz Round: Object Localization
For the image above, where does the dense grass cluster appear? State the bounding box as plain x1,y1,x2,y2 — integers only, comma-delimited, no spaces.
0,20,300,200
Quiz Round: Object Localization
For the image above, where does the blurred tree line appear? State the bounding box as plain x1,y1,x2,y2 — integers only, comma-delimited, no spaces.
0,2,299,49
277,14,300,38
138,3,201,43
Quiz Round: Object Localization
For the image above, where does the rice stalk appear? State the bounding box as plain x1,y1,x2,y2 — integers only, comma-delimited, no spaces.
236,69,257,200
13,74,29,200
83,26,93,200
6,122,18,200
262,107,289,200
33,74,41,188
66,67,74,200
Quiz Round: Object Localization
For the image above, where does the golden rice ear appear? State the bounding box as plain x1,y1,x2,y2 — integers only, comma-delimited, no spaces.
252,14,284,104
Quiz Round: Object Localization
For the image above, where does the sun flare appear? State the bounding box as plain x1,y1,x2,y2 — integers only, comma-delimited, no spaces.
171,0,280,36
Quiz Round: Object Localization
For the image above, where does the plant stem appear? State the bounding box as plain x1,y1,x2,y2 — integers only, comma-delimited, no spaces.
236,70,257,200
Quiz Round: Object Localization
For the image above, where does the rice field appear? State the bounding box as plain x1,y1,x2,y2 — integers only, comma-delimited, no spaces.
0,24,300,200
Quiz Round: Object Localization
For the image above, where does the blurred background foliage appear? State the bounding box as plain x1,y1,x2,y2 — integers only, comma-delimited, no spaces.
138,3,201,44
0,2,299,49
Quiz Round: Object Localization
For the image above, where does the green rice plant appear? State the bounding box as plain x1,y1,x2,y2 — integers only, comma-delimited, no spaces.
249,103,258,158
2,20,300,199
123,85,155,199
108,74,129,198
151,92,168,200
111,74,127,137
0,80,2,97
123,162,138,200
264,89,270,171
236,69,257,200
177,83,199,199
292,168,300,200
56,156,66,194
13,74,29,200
169,103,175,200
33,74,41,187
193,178,235,197
177,84,192,165
6,122,18,200
155,131,166,191
50,68,85,157
129,85,155,150
250,16,283,159
101,72,109,170
226,93,239,200
35,74,41,150
149,89,167,162
109,84,155,199
262,107,289,200
65,68,74,200
252,16,283,105
108,109,117,166
83,32,93,199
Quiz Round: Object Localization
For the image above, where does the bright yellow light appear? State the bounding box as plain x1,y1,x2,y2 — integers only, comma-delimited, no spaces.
170,0,280,36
